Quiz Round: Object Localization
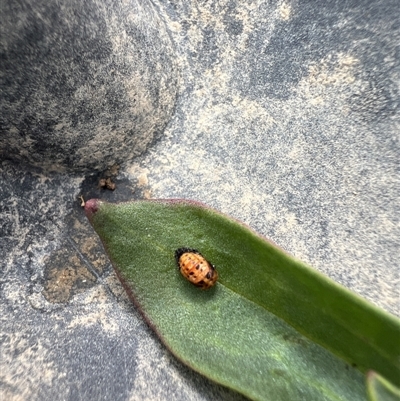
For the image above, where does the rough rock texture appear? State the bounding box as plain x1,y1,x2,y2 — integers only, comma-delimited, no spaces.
1,0,399,400
0,0,178,171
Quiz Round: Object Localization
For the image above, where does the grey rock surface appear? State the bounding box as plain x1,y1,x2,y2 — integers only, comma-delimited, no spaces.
1,0,178,171
1,0,399,400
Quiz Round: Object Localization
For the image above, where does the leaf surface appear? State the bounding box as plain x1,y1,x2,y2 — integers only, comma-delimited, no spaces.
85,199,400,401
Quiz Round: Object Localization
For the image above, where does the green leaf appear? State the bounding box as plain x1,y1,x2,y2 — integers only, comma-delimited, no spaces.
85,199,400,401
366,372,400,401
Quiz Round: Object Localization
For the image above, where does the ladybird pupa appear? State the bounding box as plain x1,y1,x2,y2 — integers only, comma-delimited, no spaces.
175,248,218,289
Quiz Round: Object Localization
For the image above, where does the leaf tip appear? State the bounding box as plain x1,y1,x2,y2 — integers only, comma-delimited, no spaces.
84,198,101,219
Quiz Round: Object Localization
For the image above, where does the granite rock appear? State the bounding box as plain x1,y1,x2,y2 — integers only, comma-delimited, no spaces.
0,0,178,171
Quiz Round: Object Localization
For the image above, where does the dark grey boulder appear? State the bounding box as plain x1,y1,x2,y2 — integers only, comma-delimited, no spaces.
0,0,178,171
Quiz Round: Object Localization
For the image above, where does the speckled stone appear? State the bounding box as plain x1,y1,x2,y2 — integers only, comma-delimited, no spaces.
1,0,399,400
0,0,178,171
